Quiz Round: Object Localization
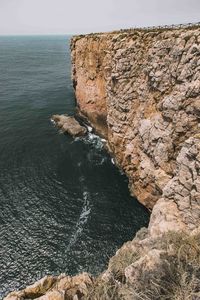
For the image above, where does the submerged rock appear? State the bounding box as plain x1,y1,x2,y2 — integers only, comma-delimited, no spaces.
52,114,87,137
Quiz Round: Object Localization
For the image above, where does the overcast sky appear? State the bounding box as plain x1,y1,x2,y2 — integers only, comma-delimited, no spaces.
0,0,199,35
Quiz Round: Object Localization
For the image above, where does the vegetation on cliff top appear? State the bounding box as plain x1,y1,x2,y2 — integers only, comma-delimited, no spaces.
86,231,200,300
71,22,200,41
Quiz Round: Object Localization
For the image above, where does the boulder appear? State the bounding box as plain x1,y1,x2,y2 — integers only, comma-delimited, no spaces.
51,114,87,137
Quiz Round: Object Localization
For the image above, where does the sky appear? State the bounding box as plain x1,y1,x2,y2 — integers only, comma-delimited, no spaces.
0,0,199,35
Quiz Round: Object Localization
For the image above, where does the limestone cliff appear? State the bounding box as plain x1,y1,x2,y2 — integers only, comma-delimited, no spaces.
71,25,200,234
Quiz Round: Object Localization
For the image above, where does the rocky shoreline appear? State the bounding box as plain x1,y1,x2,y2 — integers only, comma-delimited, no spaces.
5,24,200,299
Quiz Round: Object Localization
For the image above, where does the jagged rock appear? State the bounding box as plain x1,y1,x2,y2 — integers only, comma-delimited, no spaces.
4,273,93,300
4,276,55,300
24,275,56,298
125,249,164,284
149,135,200,236
52,114,87,136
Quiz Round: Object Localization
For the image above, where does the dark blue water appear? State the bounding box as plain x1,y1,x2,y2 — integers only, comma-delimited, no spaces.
0,36,149,298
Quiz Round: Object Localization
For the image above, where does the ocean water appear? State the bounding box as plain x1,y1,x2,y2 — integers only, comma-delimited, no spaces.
0,36,149,298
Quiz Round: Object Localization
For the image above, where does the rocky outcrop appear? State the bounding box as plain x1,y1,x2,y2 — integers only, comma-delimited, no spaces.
4,273,93,300
52,114,87,136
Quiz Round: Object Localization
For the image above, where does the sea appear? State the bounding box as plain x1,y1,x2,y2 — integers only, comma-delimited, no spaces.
0,35,149,298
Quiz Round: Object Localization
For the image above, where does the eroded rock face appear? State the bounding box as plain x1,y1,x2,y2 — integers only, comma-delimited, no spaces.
52,114,87,136
71,27,200,213
149,135,200,235
71,35,109,138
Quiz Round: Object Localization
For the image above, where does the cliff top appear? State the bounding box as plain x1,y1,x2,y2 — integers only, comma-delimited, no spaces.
71,21,200,41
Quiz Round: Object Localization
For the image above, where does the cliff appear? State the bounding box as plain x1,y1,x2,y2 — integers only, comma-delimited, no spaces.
5,25,200,300
71,25,200,233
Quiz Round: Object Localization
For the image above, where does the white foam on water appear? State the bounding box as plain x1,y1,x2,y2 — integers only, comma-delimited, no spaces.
73,132,104,151
101,138,106,143
99,157,107,165
87,133,104,150
65,190,91,253
86,125,93,133
50,119,56,126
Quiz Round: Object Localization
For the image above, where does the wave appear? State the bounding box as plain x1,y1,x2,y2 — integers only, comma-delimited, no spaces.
75,132,105,151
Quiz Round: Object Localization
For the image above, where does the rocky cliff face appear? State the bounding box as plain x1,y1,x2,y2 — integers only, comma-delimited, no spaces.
71,34,109,138
71,26,200,235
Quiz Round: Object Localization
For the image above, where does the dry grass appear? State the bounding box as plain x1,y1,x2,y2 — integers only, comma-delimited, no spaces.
132,231,200,300
85,278,121,300
84,231,200,300
108,245,140,283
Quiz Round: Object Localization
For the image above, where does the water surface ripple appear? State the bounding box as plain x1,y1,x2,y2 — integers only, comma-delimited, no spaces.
0,36,149,298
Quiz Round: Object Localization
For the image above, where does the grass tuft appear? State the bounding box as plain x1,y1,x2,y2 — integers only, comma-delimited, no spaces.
84,231,200,300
